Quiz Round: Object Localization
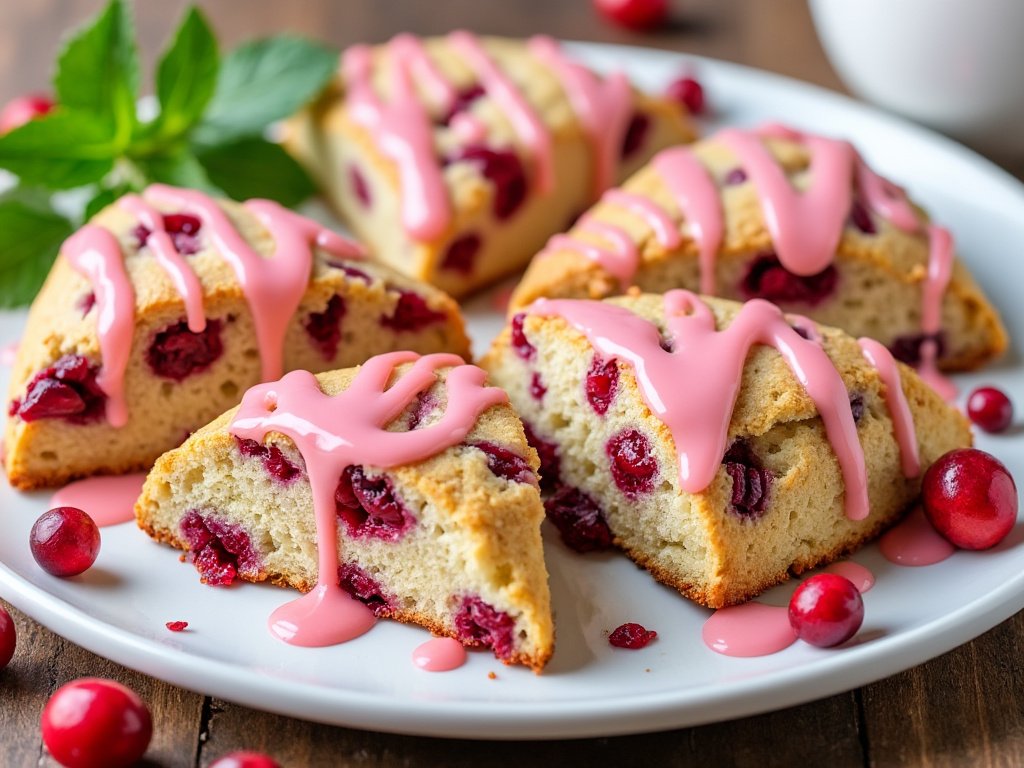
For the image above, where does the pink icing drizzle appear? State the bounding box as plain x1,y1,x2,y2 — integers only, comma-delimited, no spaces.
919,226,957,400
62,225,135,427
702,602,797,657
879,506,956,566
449,112,489,143
858,338,920,478
856,160,918,230
533,290,868,519
413,636,468,671
230,352,508,647
389,34,457,109
602,189,681,250
50,473,147,527
824,560,875,593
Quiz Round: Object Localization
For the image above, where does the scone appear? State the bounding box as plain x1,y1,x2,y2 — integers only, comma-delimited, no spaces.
6,184,471,490
136,352,554,671
283,32,697,298
481,291,972,608
509,123,1007,376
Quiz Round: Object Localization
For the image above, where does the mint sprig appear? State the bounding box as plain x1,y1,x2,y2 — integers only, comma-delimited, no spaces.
0,0,338,307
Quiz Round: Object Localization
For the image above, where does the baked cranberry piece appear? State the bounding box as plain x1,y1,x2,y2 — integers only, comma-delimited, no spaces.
788,573,864,648
165,621,188,632
381,290,446,332
0,605,15,670
304,295,346,360
609,622,658,649
30,507,101,577
454,595,516,660
441,84,485,125
740,252,838,306
510,313,536,361
339,563,394,616
665,76,705,115
405,391,437,431
889,332,945,366
335,466,416,540
545,486,613,553
724,167,748,185
593,0,668,31
326,261,374,284
607,429,658,498
78,291,96,317
12,354,106,423
180,510,262,586
448,145,527,220
586,356,619,415
722,441,773,518
236,436,302,484
523,422,561,491
146,318,223,381
134,212,203,255
621,112,650,160
966,386,1013,434
472,441,535,484
349,165,372,208
529,372,547,400
440,233,482,274
849,200,876,235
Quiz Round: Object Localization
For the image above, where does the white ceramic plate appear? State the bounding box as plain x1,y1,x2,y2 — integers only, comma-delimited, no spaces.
1,42,1023,740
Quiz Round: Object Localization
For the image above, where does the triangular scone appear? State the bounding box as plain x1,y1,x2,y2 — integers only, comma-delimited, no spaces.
136,355,554,671
284,32,696,298
481,292,972,608
5,185,470,490
509,124,1006,372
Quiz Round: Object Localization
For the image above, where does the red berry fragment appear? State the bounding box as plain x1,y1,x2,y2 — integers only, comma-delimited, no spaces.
180,511,262,586
606,429,658,498
585,356,619,415
30,507,100,577
11,355,105,423
41,678,152,768
209,752,282,768
380,291,446,332
165,621,188,632
510,313,536,361
0,605,15,670
146,319,223,381
447,145,527,220
304,295,347,360
665,76,705,115
335,466,416,540
788,573,864,648
545,486,613,553
922,448,1017,550
609,622,657,649
593,0,668,31
454,596,516,660
440,233,482,274
338,562,393,616
741,252,838,305
472,441,535,484
0,93,54,134
967,386,1013,434
620,112,650,159
349,165,372,208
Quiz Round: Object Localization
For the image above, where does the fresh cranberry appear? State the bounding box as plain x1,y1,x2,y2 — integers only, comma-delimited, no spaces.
165,621,188,632
78,291,96,317
447,145,527,220
529,371,547,400
607,429,658,498
0,93,54,134
889,332,945,366
146,319,223,381
349,166,371,208
967,386,1013,434
788,573,864,647
335,466,416,540
849,200,876,235
338,563,393,616
510,313,536,361
472,442,535,484
523,422,560,491
545,486,613,553
722,441,773,517
209,753,282,768
30,507,100,578
740,252,838,306
454,596,515,660
134,212,203,255
180,511,262,586
586,356,619,415
41,678,152,768
236,437,301,484
593,0,668,31
620,112,650,160
665,76,705,115
724,167,748,185
922,448,1017,550
608,622,657,649
441,84,486,124
440,233,482,274
0,605,15,670
12,354,106,423
304,295,346,360
380,290,446,332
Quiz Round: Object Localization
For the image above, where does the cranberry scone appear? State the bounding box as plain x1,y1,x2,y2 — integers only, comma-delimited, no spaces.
481,291,972,608
283,32,697,298
509,123,1007,379
6,185,471,490
135,353,554,671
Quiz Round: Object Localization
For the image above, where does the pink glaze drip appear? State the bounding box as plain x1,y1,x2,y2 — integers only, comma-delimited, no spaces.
880,506,956,566
858,338,920,478
1,341,18,366
602,189,681,250
449,112,489,143
919,226,957,400
533,290,869,519
856,160,918,231
119,195,206,333
62,225,135,427
449,31,554,194
702,602,797,657
527,36,633,198
50,473,147,527
541,229,636,288
230,352,508,647
651,147,724,294
413,636,468,671
389,34,457,109
343,43,452,240
824,560,875,593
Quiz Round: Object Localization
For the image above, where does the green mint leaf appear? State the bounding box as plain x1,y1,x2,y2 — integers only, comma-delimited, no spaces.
0,112,118,189
194,37,337,144
53,0,139,146
194,137,315,207
0,199,74,308
136,149,220,195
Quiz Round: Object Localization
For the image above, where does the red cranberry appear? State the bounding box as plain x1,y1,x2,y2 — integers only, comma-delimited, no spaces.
665,76,705,115
338,562,393,616
723,441,773,517
447,145,527,220
788,573,864,647
165,621,188,632
849,200,877,235
510,313,536,361
146,319,223,381
889,332,945,366
180,510,262,586
78,291,96,317
608,622,657,649
545,486,613,553
304,295,346,360
922,448,1017,550
335,466,416,540
967,386,1013,434
210,753,282,768
440,233,482,274
134,212,203,255
380,290,446,332
523,422,560,491
30,507,100,578
586,356,619,415
607,429,658,498
0,93,54,134
41,678,152,768
349,166,372,208
723,167,748,185
454,596,515,660
472,441,535,484
12,355,105,423
740,252,838,306
406,391,437,431
593,0,668,31
529,371,547,400
0,605,15,670
326,261,373,284
620,112,650,160
441,84,486,125
236,437,302,484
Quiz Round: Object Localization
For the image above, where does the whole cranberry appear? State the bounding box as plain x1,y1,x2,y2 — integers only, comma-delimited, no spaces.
30,507,101,577
593,0,668,31
788,573,864,648
922,448,1017,550
665,76,706,115
0,604,15,670
967,386,1013,434
209,752,282,768
41,678,152,768
0,93,54,134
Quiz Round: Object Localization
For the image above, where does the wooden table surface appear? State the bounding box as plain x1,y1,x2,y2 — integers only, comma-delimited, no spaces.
2,1,1023,766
